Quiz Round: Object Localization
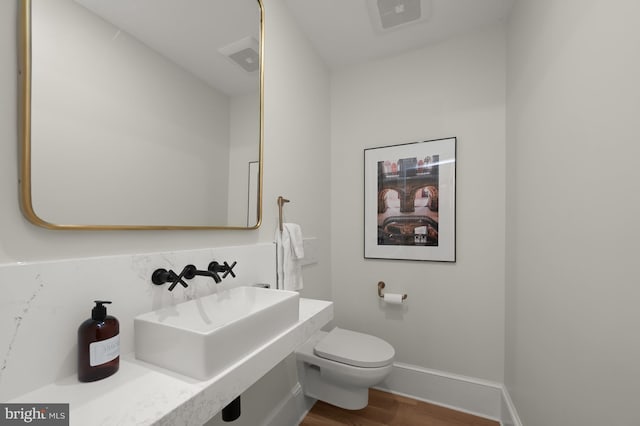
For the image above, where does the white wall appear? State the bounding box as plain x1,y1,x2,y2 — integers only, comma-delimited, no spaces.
259,0,332,302
506,1,640,425
330,25,506,382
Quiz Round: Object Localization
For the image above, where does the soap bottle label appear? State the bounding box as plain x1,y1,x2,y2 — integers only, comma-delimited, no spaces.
89,334,120,367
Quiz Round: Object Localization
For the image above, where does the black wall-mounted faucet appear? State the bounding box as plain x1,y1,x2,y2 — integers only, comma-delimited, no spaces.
151,260,237,291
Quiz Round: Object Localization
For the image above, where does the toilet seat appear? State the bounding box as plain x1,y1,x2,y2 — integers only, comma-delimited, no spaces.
313,327,395,368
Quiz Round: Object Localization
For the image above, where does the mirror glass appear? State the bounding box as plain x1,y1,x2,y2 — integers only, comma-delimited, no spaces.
20,0,263,229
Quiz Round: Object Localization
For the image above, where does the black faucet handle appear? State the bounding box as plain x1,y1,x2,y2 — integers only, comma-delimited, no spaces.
181,264,197,280
222,261,237,278
208,260,237,279
168,268,190,291
151,268,189,291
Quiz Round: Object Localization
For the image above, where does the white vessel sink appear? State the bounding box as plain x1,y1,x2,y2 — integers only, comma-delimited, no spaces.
134,286,299,380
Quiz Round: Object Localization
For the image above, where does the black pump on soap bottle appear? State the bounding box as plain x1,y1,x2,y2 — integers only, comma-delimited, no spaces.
77,300,120,382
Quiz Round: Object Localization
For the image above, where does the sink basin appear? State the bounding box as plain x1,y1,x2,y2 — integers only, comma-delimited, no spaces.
134,286,299,380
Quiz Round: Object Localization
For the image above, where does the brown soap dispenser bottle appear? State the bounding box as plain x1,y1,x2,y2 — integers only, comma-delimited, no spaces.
77,300,120,382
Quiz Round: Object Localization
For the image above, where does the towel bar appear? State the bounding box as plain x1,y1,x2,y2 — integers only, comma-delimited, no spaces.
277,196,290,231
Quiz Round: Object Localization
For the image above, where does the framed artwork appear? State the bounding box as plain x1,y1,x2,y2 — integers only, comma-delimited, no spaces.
364,137,456,262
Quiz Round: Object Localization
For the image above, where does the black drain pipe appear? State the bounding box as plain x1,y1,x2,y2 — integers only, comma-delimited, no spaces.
222,396,241,422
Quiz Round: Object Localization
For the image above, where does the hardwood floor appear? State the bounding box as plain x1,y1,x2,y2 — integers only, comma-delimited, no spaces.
299,389,499,426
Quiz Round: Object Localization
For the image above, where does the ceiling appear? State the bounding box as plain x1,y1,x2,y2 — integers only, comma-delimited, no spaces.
284,0,514,70
71,0,513,95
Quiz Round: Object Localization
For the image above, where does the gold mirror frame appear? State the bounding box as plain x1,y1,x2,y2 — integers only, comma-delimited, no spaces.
17,0,264,230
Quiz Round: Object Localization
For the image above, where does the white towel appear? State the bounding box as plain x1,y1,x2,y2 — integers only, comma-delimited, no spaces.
275,223,305,291
275,228,284,289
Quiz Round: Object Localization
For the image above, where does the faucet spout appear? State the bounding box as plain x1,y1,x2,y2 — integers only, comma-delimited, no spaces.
182,264,222,284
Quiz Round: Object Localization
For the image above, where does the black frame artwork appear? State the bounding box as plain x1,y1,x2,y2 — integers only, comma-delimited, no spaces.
364,137,456,262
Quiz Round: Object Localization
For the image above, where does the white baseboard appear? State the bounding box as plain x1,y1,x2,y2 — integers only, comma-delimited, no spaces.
377,362,522,426
500,383,523,426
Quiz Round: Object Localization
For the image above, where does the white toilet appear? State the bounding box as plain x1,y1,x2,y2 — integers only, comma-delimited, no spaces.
295,327,395,410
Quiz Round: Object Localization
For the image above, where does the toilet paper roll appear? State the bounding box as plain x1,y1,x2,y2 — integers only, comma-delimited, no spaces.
383,293,404,305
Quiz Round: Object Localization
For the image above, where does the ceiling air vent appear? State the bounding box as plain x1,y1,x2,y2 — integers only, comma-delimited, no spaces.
367,0,432,32
219,36,260,72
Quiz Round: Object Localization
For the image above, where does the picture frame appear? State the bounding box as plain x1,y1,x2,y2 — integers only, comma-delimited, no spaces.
364,137,456,262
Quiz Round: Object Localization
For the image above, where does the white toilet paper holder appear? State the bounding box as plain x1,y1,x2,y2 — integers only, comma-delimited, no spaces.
377,281,407,300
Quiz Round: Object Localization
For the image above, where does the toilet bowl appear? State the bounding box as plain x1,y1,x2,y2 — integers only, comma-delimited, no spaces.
295,327,395,410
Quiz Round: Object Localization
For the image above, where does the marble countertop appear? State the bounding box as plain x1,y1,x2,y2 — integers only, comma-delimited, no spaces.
9,298,333,426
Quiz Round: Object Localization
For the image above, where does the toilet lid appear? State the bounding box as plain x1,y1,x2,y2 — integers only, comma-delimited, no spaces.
313,328,395,368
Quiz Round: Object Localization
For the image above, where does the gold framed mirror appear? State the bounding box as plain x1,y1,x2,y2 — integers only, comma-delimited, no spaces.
18,0,263,230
